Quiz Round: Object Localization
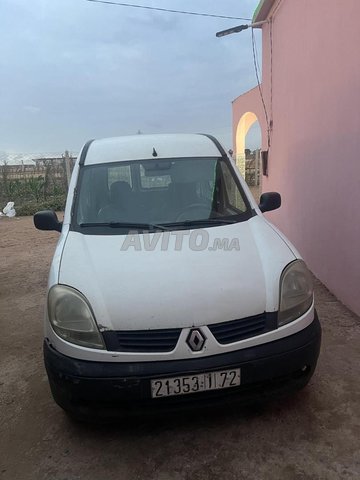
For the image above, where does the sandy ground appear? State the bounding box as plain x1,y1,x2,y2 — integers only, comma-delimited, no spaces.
0,214,359,480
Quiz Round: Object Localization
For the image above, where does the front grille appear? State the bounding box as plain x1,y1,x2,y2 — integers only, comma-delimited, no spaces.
208,313,277,344
103,328,182,353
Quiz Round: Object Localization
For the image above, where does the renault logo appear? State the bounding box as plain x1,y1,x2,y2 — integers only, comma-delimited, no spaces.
186,329,206,352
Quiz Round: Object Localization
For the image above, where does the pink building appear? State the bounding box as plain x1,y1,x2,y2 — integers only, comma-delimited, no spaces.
233,0,360,315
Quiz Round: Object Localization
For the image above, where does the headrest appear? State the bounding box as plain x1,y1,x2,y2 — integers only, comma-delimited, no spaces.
110,181,132,204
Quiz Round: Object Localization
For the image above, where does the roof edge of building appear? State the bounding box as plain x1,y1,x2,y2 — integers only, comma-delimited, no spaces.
253,0,277,23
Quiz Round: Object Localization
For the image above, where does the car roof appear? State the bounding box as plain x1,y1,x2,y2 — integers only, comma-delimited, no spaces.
83,133,223,165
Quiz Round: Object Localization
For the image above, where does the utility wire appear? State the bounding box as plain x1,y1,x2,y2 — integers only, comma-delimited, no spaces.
85,0,251,21
251,28,271,148
269,18,273,124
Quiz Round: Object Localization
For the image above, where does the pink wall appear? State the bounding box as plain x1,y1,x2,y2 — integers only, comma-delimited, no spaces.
234,0,360,314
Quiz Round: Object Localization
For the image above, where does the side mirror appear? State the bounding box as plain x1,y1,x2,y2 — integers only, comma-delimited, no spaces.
33,210,62,232
259,192,281,213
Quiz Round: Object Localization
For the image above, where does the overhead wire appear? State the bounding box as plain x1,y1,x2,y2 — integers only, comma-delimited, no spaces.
251,28,271,148
85,0,252,21
269,18,273,127
268,0,284,125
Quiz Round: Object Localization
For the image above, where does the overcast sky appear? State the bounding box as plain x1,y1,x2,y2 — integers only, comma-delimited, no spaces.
0,0,262,155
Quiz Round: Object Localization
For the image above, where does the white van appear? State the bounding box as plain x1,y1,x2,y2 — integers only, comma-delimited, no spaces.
34,134,321,420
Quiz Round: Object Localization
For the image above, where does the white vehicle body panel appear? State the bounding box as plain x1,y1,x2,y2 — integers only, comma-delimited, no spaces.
57,216,294,329
45,134,314,363
84,134,222,165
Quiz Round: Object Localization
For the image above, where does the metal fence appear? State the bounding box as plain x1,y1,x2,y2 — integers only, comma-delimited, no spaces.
245,149,261,186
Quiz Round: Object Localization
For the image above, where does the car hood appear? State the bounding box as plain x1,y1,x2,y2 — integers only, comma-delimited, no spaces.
58,216,296,330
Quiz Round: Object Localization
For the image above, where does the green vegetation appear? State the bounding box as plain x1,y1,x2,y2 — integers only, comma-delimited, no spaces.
0,162,69,216
15,195,67,216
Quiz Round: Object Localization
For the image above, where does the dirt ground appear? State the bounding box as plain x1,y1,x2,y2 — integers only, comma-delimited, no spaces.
0,214,359,480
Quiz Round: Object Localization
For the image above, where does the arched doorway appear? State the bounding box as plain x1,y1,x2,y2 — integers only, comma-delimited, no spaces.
235,111,261,178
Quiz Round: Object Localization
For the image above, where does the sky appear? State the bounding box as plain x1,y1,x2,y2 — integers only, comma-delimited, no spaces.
0,0,262,156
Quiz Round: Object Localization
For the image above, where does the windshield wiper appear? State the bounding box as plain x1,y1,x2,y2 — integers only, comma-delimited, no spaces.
163,218,239,228
79,222,170,231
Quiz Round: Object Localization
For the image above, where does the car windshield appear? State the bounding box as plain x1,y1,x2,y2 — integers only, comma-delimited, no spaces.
74,157,252,231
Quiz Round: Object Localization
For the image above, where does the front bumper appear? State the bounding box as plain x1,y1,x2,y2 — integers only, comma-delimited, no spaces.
44,313,321,419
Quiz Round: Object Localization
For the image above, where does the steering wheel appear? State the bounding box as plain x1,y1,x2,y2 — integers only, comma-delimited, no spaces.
175,203,211,222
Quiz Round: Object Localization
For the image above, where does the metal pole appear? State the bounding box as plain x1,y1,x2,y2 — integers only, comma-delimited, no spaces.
255,149,260,186
64,150,71,188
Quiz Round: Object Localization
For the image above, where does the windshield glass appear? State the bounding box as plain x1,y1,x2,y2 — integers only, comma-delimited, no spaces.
74,157,252,230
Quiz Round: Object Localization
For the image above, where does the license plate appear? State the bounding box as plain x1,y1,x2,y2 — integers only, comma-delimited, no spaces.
151,368,241,398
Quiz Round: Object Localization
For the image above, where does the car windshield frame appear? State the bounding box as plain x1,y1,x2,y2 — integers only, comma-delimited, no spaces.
70,156,256,235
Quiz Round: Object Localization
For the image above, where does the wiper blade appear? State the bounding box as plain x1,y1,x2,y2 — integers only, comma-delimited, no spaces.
79,222,169,231
164,218,238,227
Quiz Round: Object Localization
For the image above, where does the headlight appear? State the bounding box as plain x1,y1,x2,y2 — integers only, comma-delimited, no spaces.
278,260,313,327
48,285,105,349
